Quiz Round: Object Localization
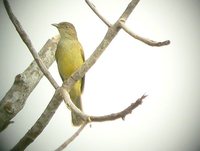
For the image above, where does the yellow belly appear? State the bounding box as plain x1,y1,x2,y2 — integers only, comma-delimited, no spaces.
55,39,84,100
55,39,84,80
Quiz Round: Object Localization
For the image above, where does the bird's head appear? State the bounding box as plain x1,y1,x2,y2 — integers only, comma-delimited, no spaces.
52,22,77,39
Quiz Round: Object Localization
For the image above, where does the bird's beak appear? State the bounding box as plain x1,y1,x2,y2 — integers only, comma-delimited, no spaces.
52,23,59,28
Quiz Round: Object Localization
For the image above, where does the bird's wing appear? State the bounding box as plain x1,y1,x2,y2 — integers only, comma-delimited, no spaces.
79,43,85,93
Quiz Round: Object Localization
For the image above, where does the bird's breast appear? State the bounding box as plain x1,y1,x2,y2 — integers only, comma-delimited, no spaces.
55,39,84,80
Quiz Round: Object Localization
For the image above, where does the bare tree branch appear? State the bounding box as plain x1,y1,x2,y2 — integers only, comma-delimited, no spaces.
61,88,89,121
0,36,59,132
85,0,170,47
90,95,146,122
62,24,120,91
85,0,111,27
57,87,146,151
120,23,170,46
63,0,142,91
119,0,139,21
55,121,88,151
62,86,147,122
1,0,170,150
3,0,59,89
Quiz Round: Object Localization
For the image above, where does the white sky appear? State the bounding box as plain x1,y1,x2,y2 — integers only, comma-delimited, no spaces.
0,0,200,150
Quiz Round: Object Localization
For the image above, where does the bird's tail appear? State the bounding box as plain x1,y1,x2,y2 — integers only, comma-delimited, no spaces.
71,96,83,126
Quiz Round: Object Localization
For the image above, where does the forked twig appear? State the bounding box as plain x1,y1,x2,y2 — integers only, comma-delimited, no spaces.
86,0,170,47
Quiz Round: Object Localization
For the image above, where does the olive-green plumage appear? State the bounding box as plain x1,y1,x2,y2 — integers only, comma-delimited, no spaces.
52,22,84,126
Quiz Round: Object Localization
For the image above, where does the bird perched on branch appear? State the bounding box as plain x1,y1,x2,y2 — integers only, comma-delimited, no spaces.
52,22,85,126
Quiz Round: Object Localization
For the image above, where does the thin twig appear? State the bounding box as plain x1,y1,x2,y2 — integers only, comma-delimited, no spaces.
61,88,146,122
55,122,88,151
90,94,147,122
3,0,59,89
120,22,170,46
85,0,111,27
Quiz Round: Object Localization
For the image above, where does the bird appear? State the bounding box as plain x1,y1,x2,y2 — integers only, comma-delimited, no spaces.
52,22,85,126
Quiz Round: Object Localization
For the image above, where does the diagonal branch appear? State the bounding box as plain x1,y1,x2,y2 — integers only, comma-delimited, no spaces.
63,0,141,91
0,36,59,132
3,0,59,89
118,0,139,22
55,121,88,151
85,0,111,27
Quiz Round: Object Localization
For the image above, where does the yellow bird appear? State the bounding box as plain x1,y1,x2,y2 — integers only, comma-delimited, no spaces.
52,22,85,126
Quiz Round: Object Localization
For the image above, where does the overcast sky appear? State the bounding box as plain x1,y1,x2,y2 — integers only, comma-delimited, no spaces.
0,0,200,151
